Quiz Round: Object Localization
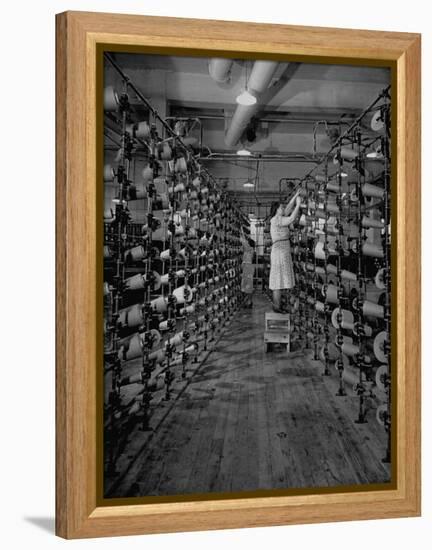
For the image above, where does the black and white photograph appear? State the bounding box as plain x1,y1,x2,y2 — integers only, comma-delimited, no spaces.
102,51,392,500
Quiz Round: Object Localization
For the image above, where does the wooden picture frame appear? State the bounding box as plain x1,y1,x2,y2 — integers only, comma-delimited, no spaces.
56,10,421,539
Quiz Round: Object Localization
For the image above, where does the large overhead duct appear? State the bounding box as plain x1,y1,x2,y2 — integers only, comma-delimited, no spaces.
247,60,279,94
224,60,279,148
208,58,234,83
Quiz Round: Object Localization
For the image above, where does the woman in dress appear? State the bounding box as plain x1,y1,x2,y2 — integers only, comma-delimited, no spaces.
268,191,302,313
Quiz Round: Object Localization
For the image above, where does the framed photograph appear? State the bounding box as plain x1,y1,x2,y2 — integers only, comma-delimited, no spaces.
56,11,421,539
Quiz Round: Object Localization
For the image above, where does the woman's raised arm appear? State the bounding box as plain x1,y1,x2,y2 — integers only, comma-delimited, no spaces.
278,197,302,226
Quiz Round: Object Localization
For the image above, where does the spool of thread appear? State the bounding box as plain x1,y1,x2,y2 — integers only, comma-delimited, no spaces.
154,176,168,190
168,224,185,237
376,404,387,426
340,364,359,391
350,188,359,202
340,341,359,357
119,371,141,386
315,301,324,313
125,273,145,291
104,164,115,182
360,300,384,319
175,157,187,173
150,296,168,313
182,136,198,147
352,322,373,338
373,331,389,363
375,268,386,290
308,199,339,214
160,269,185,285
314,241,326,260
125,123,135,136
321,284,339,304
159,143,172,160
180,304,195,315
127,245,146,262
351,240,384,258
136,121,150,139
362,215,384,229
142,165,153,183
159,248,170,262
326,181,350,194
375,364,389,392
158,320,171,332
128,400,141,416
299,214,314,227
104,86,119,111
104,209,115,222
118,303,143,328
149,348,166,364
173,183,185,193
151,329,162,348
331,308,354,329
123,330,161,361
166,331,184,348
334,146,358,163
362,183,384,199
127,186,146,201
173,285,193,305
370,109,385,132
315,266,326,276
148,223,166,240
362,242,384,258
341,269,357,282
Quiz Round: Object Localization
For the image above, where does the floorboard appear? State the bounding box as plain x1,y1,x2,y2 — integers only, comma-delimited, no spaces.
110,292,391,497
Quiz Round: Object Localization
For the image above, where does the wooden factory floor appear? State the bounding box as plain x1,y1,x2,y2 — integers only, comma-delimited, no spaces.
109,292,391,498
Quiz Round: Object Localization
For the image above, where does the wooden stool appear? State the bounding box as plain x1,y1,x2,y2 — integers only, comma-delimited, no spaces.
264,312,291,352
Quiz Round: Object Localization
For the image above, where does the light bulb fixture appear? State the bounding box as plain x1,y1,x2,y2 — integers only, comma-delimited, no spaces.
236,148,252,156
236,89,257,106
243,181,255,188
340,171,348,178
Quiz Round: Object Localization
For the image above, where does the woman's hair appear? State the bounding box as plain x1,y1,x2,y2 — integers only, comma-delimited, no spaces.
269,201,281,219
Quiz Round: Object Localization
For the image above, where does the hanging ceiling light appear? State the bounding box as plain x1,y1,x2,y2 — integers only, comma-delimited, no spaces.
236,148,252,156
236,60,257,106
236,89,257,106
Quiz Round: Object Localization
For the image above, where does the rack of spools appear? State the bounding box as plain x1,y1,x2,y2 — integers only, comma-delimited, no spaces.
103,53,247,478
281,86,392,462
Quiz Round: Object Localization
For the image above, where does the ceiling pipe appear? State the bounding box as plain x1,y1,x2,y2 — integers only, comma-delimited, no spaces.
224,61,279,148
208,58,234,83
247,61,279,94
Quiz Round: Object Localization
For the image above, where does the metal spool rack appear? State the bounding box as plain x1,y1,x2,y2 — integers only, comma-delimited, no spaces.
276,86,392,460
103,54,244,479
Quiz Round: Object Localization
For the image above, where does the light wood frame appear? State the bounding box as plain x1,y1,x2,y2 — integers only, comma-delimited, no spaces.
56,10,421,539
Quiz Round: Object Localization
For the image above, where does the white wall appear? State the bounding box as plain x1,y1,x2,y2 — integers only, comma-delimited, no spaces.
1,1,430,548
